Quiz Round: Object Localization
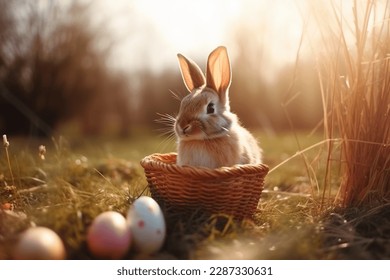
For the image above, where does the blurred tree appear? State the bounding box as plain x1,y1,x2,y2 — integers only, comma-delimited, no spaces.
229,9,323,132
135,69,185,128
0,0,132,136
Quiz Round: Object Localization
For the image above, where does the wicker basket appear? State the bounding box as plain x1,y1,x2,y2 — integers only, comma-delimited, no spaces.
140,153,269,220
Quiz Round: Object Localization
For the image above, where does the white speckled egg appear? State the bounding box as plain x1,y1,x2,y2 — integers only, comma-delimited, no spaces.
127,196,166,254
13,226,66,260
87,211,132,259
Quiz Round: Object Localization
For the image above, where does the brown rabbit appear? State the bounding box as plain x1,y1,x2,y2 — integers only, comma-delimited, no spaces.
175,46,262,169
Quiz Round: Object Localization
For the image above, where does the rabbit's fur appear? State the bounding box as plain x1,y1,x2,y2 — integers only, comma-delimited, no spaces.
175,46,262,168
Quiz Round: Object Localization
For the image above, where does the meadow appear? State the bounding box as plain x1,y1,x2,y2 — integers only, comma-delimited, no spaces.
1,131,388,259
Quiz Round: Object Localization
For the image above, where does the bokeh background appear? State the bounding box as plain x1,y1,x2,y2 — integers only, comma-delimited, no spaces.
0,0,379,137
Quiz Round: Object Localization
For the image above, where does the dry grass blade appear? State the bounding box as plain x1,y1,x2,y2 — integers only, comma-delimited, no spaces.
317,0,390,207
2,135,15,186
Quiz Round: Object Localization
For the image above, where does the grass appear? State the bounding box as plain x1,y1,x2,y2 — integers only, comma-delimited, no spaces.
315,0,390,207
1,131,388,260
0,135,144,259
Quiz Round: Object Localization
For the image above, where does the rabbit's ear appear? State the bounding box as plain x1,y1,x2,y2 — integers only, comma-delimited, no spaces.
177,54,206,92
206,46,231,103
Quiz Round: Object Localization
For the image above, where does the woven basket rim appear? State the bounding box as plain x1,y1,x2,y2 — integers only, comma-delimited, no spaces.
140,152,269,179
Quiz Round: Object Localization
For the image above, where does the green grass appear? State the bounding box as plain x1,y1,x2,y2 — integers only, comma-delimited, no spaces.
0,131,388,259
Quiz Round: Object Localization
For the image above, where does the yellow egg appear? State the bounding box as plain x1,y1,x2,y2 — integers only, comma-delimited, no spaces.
87,211,132,259
13,227,66,260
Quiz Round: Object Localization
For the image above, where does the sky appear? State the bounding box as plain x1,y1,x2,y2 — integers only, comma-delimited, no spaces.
89,0,388,84
92,0,310,81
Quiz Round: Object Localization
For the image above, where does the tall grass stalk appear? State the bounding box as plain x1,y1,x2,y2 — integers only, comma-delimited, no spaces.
318,0,390,207
2,134,15,186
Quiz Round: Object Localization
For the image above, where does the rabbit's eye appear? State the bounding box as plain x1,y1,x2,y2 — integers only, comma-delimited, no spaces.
207,102,215,114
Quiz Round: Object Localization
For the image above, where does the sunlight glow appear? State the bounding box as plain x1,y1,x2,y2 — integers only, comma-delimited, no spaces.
135,0,241,54
95,0,310,80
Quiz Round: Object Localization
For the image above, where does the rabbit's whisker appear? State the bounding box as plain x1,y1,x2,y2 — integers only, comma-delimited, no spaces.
155,113,176,124
155,113,177,142
169,89,183,101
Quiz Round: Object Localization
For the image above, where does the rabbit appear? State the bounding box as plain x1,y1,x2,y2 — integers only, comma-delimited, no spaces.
174,46,262,169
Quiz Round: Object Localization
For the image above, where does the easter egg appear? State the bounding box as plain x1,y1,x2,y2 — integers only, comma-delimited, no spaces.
87,211,132,259
13,227,66,260
127,196,166,254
